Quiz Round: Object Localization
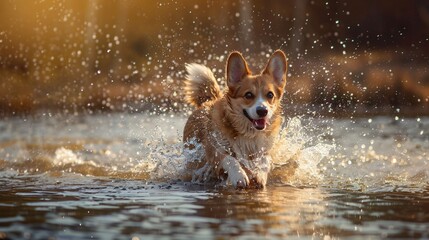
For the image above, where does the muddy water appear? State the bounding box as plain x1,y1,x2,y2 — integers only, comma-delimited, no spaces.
0,113,428,239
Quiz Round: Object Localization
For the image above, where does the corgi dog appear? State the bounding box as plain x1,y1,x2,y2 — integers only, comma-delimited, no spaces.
183,50,287,188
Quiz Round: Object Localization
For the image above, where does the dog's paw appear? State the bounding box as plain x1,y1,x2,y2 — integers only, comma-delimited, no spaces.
227,169,250,189
250,171,268,189
221,156,250,188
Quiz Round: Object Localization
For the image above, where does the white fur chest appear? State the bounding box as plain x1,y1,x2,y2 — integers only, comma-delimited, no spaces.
209,129,271,160
231,135,271,160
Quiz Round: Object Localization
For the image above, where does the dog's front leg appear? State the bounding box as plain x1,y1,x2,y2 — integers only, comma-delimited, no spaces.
221,156,249,188
250,155,272,188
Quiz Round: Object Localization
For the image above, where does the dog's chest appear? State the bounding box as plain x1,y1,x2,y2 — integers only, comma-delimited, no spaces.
230,135,270,160
210,129,270,160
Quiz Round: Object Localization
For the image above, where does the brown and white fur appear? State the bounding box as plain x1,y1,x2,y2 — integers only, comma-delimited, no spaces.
183,50,288,188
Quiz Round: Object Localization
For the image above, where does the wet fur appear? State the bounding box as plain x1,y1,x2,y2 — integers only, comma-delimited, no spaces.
183,50,287,188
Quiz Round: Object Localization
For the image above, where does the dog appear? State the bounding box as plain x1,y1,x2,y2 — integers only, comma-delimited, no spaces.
182,50,288,188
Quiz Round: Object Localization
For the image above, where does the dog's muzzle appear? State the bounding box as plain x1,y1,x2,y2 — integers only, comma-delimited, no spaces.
243,109,267,130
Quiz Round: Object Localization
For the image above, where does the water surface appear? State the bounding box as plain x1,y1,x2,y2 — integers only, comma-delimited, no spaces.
0,113,428,239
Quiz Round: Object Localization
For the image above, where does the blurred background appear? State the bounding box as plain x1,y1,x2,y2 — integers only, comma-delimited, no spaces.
1,0,428,117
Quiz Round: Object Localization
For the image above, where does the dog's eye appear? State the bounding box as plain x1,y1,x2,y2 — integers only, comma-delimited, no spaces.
267,92,274,99
244,92,254,99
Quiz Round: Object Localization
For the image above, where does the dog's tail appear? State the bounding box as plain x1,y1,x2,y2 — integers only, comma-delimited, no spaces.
184,63,222,107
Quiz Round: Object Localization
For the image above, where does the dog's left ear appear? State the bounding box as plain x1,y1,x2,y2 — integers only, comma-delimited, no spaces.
263,50,287,87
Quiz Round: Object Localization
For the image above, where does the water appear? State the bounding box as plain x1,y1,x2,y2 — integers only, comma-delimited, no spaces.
1,113,428,239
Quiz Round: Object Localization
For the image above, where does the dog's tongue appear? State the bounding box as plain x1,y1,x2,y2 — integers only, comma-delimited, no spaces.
252,119,266,130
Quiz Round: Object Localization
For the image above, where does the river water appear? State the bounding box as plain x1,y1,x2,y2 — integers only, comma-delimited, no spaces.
0,112,428,239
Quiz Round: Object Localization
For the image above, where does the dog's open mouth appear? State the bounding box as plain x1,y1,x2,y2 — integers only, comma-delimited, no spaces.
243,110,267,130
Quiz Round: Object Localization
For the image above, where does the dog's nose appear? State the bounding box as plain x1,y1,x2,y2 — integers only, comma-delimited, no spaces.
256,106,268,117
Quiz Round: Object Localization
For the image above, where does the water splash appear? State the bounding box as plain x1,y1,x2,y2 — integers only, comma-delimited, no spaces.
148,116,334,187
270,117,334,186
53,147,89,166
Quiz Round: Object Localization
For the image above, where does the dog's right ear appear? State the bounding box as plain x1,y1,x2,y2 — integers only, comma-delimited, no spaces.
226,51,250,88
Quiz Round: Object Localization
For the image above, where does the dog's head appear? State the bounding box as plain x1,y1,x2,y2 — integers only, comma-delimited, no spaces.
226,50,287,131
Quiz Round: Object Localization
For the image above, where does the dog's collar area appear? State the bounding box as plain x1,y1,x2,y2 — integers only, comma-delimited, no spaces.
243,109,266,130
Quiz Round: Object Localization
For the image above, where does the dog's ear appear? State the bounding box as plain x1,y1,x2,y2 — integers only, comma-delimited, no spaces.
263,50,287,87
226,51,250,88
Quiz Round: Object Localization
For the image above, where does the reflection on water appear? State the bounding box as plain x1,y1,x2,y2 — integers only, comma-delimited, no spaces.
1,176,428,239
198,187,328,238
0,113,429,239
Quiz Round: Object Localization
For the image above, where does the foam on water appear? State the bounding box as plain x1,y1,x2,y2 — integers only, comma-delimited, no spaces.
53,148,89,166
